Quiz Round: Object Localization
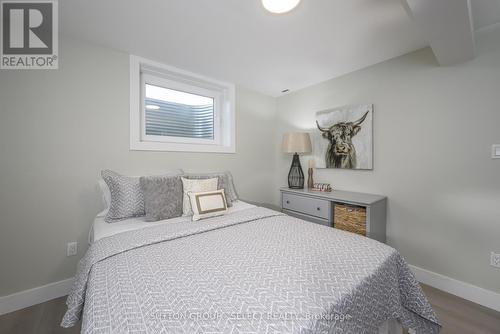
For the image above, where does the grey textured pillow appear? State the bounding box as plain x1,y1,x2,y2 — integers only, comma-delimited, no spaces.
184,172,238,205
140,175,183,222
101,170,145,223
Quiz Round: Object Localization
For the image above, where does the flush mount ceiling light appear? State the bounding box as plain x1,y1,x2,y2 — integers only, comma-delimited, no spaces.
262,0,301,14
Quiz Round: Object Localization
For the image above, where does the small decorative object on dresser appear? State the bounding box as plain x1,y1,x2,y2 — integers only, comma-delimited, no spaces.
311,183,332,192
282,132,312,189
307,159,315,189
280,187,386,242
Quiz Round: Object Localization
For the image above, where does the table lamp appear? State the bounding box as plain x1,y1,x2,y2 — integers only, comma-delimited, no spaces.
282,132,312,189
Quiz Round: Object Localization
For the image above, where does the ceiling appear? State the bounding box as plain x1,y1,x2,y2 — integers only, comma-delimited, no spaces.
61,0,500,97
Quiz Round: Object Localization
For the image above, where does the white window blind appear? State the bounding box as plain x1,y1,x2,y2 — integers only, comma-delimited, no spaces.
144,84,214,139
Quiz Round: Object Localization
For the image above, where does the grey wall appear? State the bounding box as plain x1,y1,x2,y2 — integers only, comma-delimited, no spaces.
274,27,500,293
0,39,277,296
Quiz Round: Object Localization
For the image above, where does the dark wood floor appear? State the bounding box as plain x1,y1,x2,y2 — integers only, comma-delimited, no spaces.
1,284,499,334
420,284,500,334
0,296,80,334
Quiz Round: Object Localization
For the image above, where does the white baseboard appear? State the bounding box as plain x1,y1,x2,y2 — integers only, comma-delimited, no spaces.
409,265,500,313
0,277,74,316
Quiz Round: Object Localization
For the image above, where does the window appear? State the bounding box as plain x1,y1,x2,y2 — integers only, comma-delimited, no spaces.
130,56,235,153
144,84,215,141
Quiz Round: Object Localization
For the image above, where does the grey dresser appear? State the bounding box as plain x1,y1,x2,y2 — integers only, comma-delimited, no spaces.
280,187,387,243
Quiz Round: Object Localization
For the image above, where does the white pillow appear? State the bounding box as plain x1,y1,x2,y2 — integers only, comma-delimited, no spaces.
98,178,111,210
181,177,218,216
188,189,228,221
183,171,238,203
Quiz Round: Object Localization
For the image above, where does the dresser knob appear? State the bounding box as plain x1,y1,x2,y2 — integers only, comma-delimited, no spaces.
317,207,321,211
286,200,290,204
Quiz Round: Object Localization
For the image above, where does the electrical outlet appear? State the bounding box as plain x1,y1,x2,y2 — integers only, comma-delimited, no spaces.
491,252,500,269
67,242,77,257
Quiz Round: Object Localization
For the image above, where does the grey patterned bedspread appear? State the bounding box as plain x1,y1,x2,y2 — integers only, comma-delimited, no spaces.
62,207,440,333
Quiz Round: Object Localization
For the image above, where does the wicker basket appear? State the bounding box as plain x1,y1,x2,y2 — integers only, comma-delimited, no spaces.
334,204,367,236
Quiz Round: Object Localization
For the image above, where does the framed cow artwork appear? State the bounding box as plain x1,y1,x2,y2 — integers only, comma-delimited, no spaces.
313,104,373,170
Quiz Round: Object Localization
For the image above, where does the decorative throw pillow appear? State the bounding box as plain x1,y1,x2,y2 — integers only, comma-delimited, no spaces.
181,177,218,216
188,189,228,221
140,175,183,222
101,170,145,222
184,171,238,205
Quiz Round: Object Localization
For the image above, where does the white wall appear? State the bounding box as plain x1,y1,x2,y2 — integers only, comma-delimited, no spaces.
0,39,277,296
274,27,500,293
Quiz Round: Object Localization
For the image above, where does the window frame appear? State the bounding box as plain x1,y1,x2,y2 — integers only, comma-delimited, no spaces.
130,55,235,153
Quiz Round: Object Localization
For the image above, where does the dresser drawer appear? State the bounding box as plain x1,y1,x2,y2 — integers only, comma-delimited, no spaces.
282,193,331,220
334,204,367,236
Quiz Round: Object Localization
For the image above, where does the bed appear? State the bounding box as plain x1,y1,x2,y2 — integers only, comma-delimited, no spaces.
64,203,440,334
